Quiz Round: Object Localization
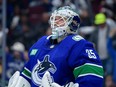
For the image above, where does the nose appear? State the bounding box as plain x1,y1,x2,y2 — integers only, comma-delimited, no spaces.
54,22,60,27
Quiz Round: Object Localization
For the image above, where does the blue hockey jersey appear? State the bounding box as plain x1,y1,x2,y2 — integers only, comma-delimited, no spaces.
21,34,104,87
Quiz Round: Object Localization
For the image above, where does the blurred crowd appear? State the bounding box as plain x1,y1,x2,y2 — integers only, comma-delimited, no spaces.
0,0,116,87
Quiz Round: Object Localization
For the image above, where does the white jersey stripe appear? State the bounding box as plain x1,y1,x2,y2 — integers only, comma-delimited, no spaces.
78,73,103,78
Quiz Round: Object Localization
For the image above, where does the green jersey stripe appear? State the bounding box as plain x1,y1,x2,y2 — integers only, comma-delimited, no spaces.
73,63,104,78
75,63,103,69
24,67,31,73
22,72,31,79
22,68,31,79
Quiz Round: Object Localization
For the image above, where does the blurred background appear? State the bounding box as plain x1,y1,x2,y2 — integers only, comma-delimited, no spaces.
0,0,116,87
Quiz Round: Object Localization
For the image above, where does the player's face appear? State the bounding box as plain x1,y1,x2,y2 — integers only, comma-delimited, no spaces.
53,16,66,28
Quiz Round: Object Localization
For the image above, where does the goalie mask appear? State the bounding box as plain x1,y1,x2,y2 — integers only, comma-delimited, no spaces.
50,6,81,39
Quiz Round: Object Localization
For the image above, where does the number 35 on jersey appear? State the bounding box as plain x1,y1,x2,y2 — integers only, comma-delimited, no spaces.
86,49,97,59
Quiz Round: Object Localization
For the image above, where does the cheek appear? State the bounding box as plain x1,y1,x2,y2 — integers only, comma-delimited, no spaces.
56,20,65,27
60,21,65,26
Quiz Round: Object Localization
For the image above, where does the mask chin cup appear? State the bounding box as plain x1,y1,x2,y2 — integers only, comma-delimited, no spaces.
51,31,59,39
51,35,58,39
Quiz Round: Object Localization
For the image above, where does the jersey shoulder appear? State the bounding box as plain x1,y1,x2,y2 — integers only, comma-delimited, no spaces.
28,36,48,58
69,34,94,51
72,35,94,48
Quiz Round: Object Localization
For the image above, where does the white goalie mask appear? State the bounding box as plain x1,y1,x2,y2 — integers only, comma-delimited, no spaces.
50,6,80,39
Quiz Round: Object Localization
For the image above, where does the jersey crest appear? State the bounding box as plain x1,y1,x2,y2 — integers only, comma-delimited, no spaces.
72,35,84,41
32,55,56,86
30,49,38,55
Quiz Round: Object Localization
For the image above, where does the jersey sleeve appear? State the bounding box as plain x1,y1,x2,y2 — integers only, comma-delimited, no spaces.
68,40,104,87
20,42,37,83
20,36,47,84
